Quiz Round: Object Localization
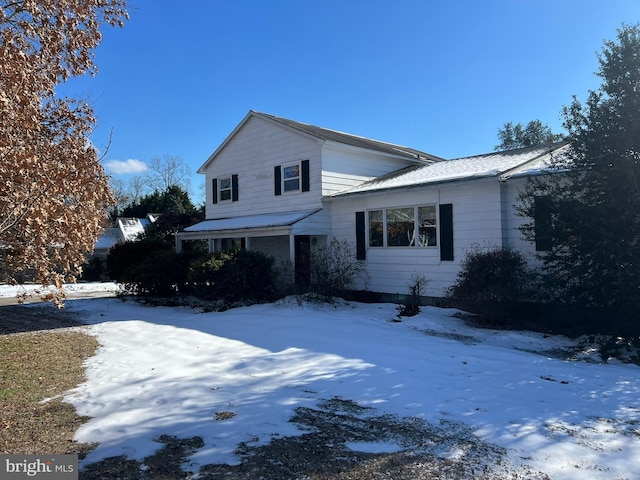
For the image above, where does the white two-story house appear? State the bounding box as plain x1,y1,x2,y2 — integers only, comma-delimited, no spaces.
176,110,566,298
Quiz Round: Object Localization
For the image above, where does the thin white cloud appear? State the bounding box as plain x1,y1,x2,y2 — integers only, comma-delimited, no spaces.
104,159,149,175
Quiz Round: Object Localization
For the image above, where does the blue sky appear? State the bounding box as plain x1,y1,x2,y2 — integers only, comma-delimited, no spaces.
58,1,640,202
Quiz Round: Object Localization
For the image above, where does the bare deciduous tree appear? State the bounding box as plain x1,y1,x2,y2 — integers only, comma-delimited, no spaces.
0,0,128,305
146,155,191,192
128,175,148,203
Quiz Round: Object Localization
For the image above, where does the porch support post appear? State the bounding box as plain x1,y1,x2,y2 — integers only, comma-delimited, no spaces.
175,234,183,253
289,232,296,264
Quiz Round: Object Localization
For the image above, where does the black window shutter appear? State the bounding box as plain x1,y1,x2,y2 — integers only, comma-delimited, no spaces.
301,159,310,192
534,196,552,251
274,166,282,196
232,174,239,202
212,178,218,204
355,211,366,260
439,204,454,261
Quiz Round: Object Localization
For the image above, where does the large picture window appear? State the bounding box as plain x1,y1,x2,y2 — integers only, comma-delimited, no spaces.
387,208,414,246
368,205,438,248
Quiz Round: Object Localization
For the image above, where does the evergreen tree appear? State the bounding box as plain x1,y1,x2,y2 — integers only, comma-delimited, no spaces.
119,185,203,241
495,120,564,150
518,24,640,335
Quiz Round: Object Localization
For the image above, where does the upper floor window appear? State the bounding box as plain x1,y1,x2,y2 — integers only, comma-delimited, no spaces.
274,159,310,196
368,205,438,247
283,162,301,193
218,176,233,202
212,174,238,204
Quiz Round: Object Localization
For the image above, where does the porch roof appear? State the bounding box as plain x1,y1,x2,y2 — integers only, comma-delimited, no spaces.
181,209,320,236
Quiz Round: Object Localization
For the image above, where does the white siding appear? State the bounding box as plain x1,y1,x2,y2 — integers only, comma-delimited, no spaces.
203,116,323,219
328,179,508,297
195,113,546,300
249,236,290,262
502,177,541,266
321,143,424,195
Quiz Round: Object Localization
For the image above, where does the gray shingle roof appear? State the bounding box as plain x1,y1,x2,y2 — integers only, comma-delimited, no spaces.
327,141,570,197
252,111,443,163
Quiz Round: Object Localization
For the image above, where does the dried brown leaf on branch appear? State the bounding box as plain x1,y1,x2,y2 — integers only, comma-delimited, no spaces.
0,0,128,306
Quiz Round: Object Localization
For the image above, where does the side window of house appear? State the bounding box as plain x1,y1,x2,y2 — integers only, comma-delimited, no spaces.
274,160,310,196
212,175,238,204
368,205,438,248
534,195,552,251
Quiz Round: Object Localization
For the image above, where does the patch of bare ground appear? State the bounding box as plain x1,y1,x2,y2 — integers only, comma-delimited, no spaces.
0,303,87,335
0,304,97,456
81,398,549,480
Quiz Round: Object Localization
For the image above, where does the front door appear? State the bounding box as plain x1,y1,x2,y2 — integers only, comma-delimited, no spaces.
294,235,311,289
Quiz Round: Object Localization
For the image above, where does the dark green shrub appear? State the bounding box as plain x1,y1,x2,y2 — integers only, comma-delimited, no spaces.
128,249,189,296
447,247,537,324
107,238,168,281
190,249,276,302
81,256,105,282
107,238,195,296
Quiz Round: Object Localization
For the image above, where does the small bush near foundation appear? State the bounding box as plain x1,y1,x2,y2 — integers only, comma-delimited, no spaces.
273,260,296,297
447,247,536,324
397,273,428,317
309,237,368,300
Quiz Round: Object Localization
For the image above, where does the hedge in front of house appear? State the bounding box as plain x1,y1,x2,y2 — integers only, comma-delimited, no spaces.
107,238,194,297
189,249,276,302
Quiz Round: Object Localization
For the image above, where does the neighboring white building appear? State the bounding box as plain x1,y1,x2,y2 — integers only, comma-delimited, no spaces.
176,110,567,298
94,216,155,259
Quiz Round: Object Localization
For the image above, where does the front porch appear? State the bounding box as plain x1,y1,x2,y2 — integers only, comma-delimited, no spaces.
175,209,330,286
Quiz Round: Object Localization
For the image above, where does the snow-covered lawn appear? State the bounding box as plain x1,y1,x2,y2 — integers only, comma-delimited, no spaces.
42,295,640,479
0,282,120,300
2,280,636,476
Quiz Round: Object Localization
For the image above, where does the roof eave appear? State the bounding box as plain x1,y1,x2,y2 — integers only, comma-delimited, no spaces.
322,140,440,164
498,142,572,181
324,174,501,201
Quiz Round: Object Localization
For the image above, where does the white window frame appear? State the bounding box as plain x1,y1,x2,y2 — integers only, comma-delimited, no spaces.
368,205,438,248
281,161,301,194
218,175,232,202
